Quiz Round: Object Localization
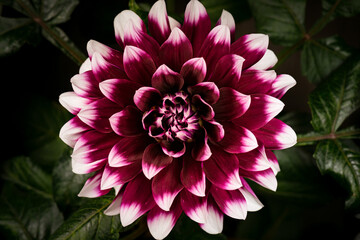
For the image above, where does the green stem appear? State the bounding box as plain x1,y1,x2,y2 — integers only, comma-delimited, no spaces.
296,129,360,145
15,0,85,66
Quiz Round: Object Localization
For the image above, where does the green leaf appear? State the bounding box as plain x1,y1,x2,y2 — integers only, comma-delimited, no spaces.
322,0,360,18
309,54,360,132
0,16,38,56
49,197,122,240
41,0,80,25
247,0,306,46
0,184,64,240
2,156,53,199
314,140,360,209
301,36,352,84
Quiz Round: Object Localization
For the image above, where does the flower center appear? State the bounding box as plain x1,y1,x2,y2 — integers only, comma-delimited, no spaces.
142,92,200,142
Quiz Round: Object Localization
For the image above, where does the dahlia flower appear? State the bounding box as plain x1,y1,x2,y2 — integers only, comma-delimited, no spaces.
59,0,297,238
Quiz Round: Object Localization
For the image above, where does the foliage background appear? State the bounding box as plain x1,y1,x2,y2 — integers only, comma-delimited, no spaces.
0,0,359,239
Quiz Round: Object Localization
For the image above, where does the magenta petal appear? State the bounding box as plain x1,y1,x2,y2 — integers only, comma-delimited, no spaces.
59,116,91,148
101,162,141,190
213,87,251,121
120,174,155,226
233,94,284,131
237,144,272,171
187,82,219,105
123,45,157,86
152,162,184,211
239,168,277,191
198,25,231,75
191,95,214,121
133,87,162,112
91,52,127,82
78,98,121,133
239,177,263,211
231,34,269,69
59,92,91,115
216,10,236,41
160,27,193,72
180,154,206,197
160,140,186,158
142,143,173,179
181,190,207,223
99,78,141,107
148,0,171,44
266,150,280,174
253,118,297,150
267,74,296,99
202,120,224,143
182,0,211,55
180,57,207,86
199,195,224,234
208,54,244,88
211,186,247,219
70,71,102,98
104,190,124,216
108,135,151,167
236,69,276,95
78,171,111,198
147,199,182,240
204,145,242,190
248,49,278,71
109,106,144,137
191,126,212,161
87,40,123,67
219,122,258,154
151,64,184,93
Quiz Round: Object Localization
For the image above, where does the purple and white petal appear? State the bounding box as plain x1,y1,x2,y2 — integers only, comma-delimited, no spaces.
79,57,91,74
168,16,181,30
267,74,296,99
191,95,214,121
233,94,284,131
199,195,223,234
104,190,124,216
239,168,278,191
180,155,206,197
99,78,141,107
236,69,276,95
87,39,123,67
101,162,141,190
181,190,207,223
266,149,281,175
248,49,278,71
70,71,102,99
133,87,162,112
239,177,264,212
152,162,184,211
114,10,146,47
59,116,91,148
253,118,297,150
213,87,251,121
187,82,219,105
151,64,184,93
231,33,269,69
160,140,186,158
159,27,193,72
148,0,171,44
78,171,111,198
180,57,207,86
191,126,212,161
211,186,247,219
182,0,211,55
202,120,224,143
204,145,242,190
59,92,91,115
216,10,236,41
109,106,144,137
237,144,272,171
120,174,155,227
91,52,127,82
142,143,173,179
218,122,258,154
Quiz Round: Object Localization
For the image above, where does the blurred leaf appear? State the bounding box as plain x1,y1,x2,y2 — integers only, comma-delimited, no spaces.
202,0,251,24
322,0,360,18
0,183,63,240
128,0,150,21
314,140,360,209
301,36,352,84
247,0,306,46
49,196,122,240
2,156,53,199
0,16,38,56
41,0,79,25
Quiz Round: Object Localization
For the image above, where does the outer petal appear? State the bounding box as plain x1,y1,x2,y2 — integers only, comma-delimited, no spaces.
182,0,211,55
59,116,91,148
231,34,269,69
120,174,155,226
147,199,182,240
109,106,144,137
218,122,258,154
152,162,184,211
79,57,91,74
159,27,193,72
123,46,157,86
198,25,231,75
208,54,244,88
253,118,297,150
180,154,206,197
239,168,277,191
199,195,223,234
180,57,207,86
148,0,171,44
213,87,251,121
142,143,173,179
70,71,102,98
204,145,242,190
99,78,141,107
239,177,263,212
248,49,278,71
104,190,124,216
78,98,121,133
101,162,141,190
211,186,247,219
91,52,127,82
59,91,90,115
236,69,276,95
216,10,235,41
237,144,272,172
168,16,181,30
78,171,111,198
233,94,284,131
133,87,162,112
187,82,219,105
108,135,152,167
87,39,123,67
114,10,146,47
180,190,207,223
266,150,280,175
151,64,184,93
267,74,296,99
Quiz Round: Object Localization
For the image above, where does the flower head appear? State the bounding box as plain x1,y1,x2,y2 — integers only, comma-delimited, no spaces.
59,0,297,239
